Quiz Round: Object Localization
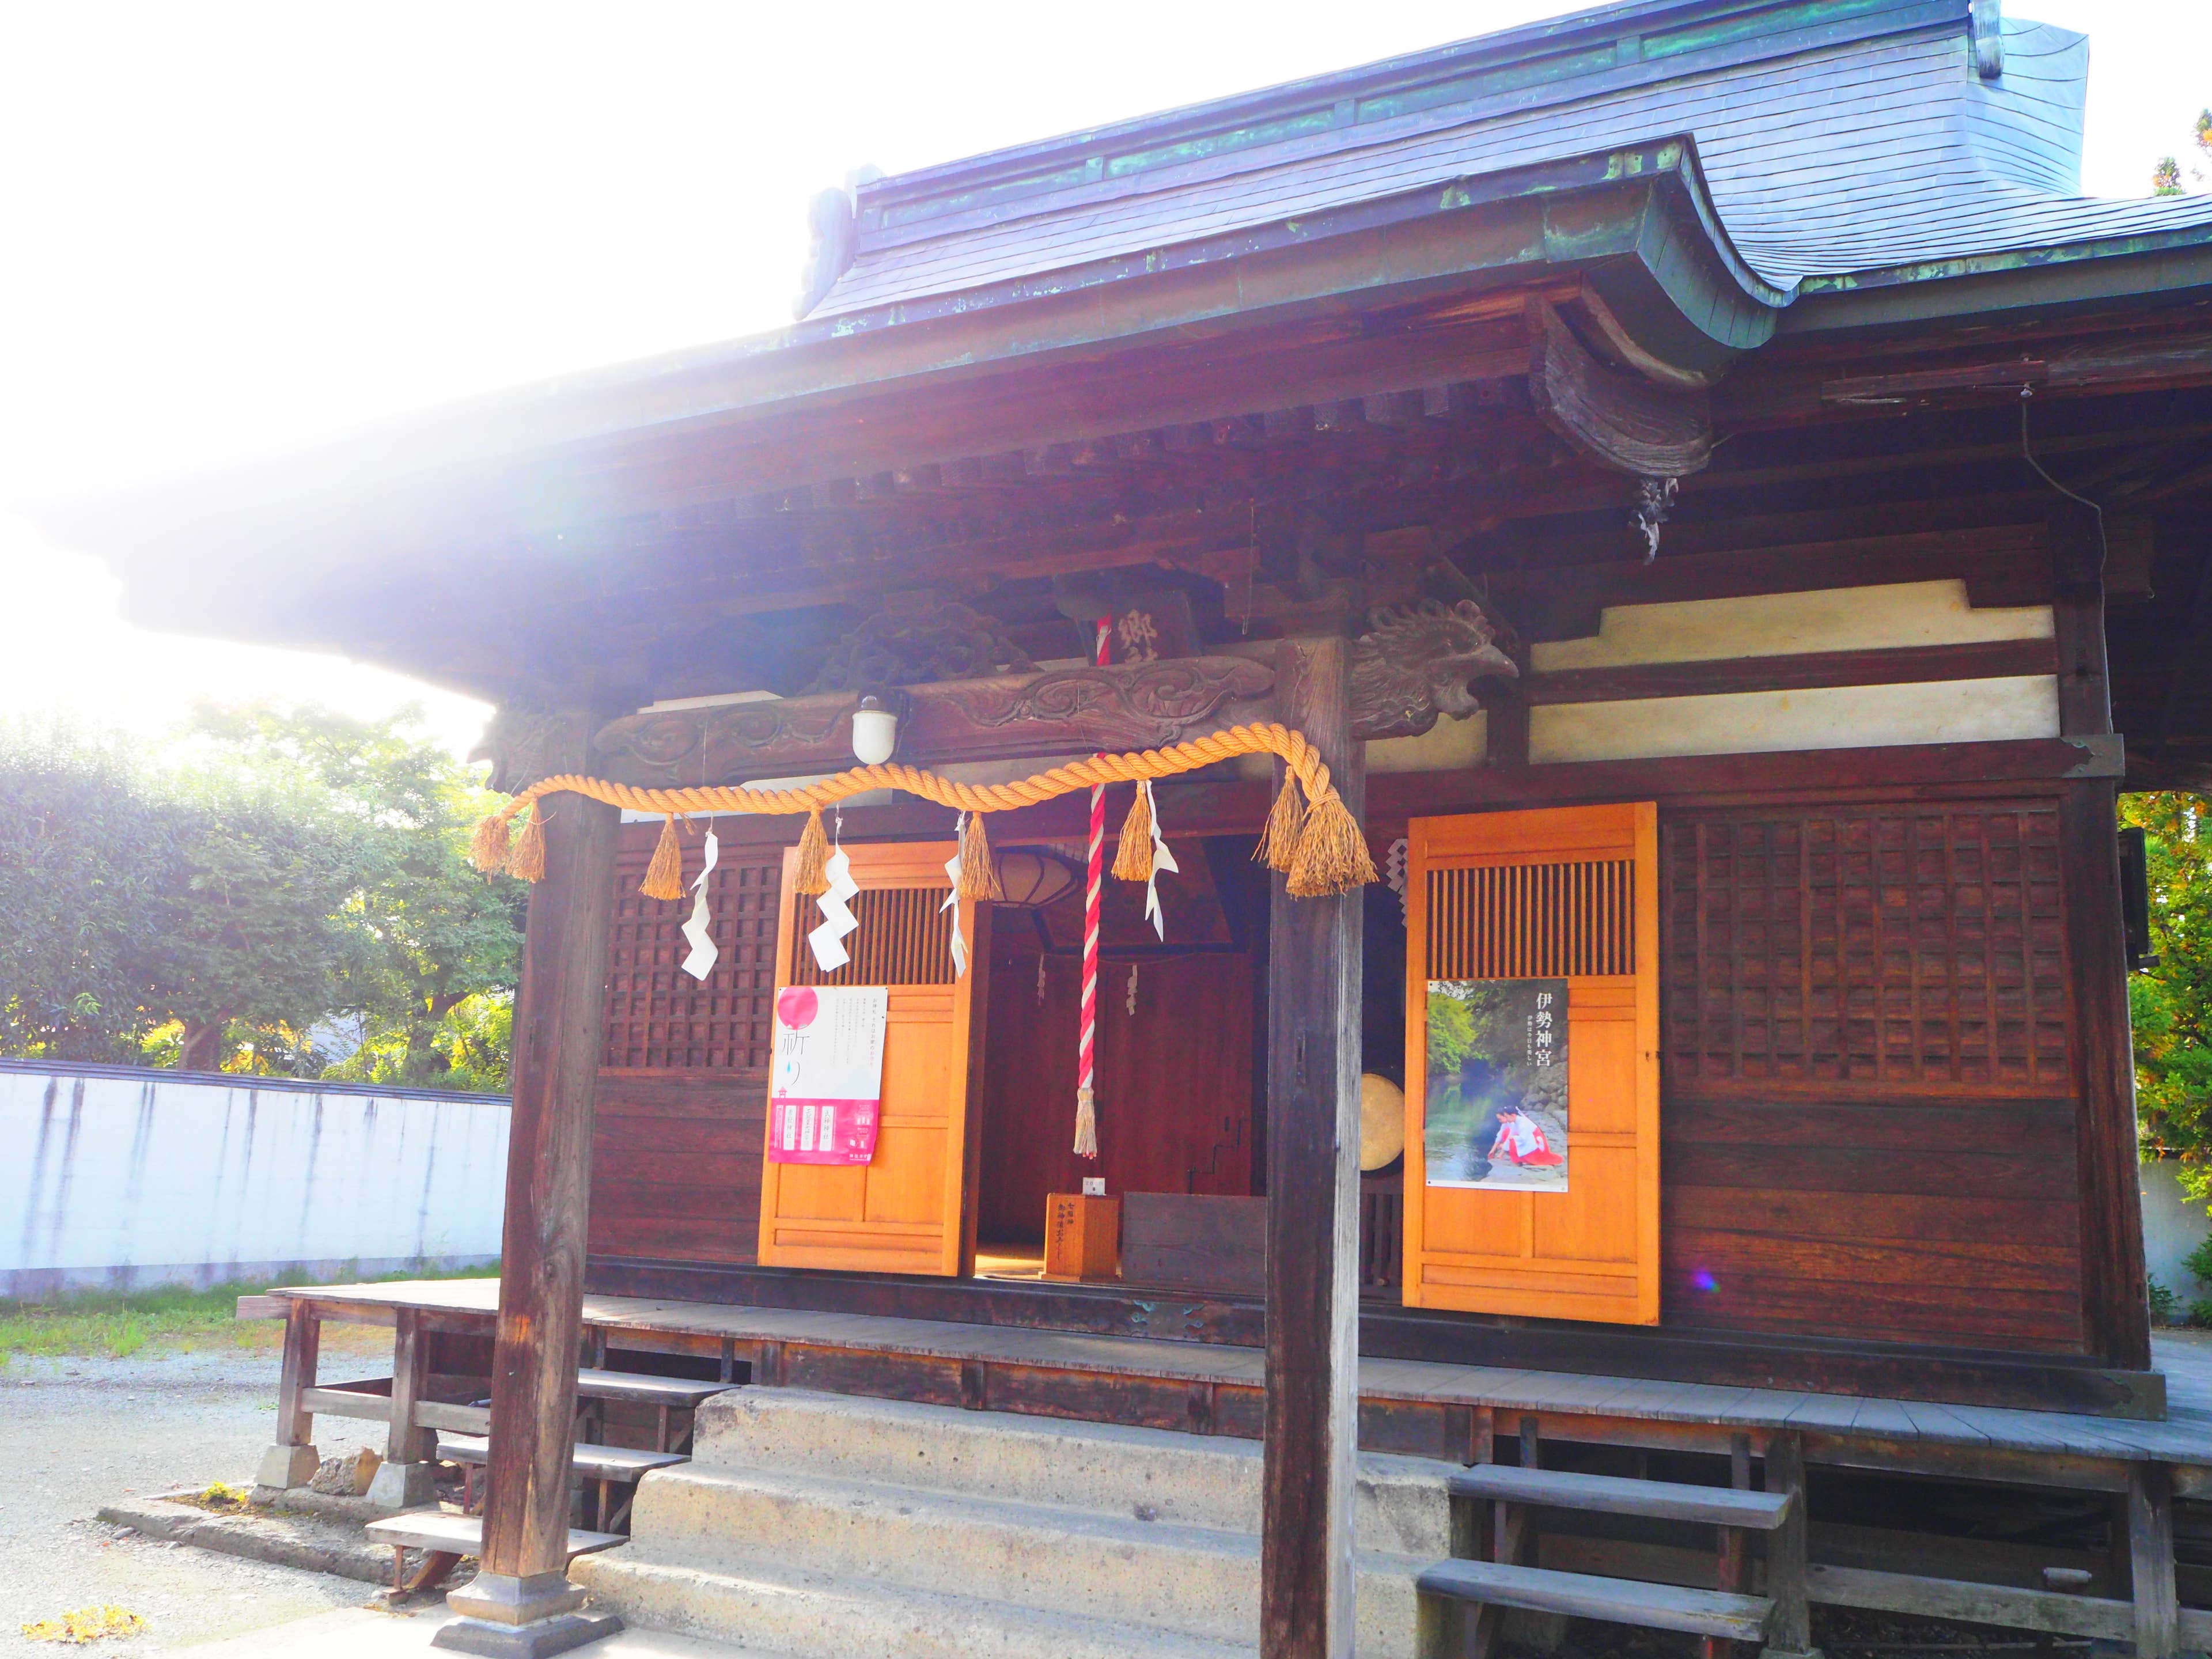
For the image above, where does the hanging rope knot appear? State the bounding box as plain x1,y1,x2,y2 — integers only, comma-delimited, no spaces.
468,722,1377,900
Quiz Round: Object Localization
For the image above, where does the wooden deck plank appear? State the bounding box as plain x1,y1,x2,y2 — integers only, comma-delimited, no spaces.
271,1281,2212,1469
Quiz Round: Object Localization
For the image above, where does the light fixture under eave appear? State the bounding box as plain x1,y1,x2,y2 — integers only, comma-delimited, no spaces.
850,692,900,765
994,848,1080,910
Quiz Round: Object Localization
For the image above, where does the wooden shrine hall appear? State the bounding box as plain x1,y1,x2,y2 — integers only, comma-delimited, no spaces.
47,1,2212,1655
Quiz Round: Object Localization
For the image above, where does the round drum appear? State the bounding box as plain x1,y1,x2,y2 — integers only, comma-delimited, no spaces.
1359,1073,1406,1172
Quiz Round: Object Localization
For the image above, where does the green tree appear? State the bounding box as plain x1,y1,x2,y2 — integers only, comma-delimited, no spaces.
2125,792,2212,1211
0,722,159,1062
0,706,524,1088
0,718,363,1066
179,703,524,1088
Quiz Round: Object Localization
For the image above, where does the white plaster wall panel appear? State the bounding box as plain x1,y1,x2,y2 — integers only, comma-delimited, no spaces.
1529,675,2062,765
0,1069,507,1296
1532,581,2055,671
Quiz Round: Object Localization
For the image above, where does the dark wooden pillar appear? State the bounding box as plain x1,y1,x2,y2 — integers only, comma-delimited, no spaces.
1262,634,1364,1659
2051,507,2152,1372
439,710,622,1655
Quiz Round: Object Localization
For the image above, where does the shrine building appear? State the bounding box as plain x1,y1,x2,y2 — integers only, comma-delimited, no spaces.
45,2,2212,1656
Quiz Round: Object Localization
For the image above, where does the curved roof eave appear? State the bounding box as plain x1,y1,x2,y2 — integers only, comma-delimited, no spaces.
37,136,1788,561
1781,226,2212,333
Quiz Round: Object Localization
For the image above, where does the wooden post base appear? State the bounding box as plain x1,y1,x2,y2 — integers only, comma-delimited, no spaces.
437,1571,619,1657
430,1612,623,1658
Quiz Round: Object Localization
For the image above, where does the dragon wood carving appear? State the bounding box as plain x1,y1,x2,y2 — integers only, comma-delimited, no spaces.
1349,599,1519,740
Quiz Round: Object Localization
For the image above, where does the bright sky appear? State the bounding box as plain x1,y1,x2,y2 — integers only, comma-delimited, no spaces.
2,1,2205,760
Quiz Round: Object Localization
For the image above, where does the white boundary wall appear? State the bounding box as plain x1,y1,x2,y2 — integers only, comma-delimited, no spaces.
1,1063,507,1299
2143,1158,2211,1306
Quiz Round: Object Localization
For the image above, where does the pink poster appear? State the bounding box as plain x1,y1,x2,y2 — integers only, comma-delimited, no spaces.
767,985,888,1166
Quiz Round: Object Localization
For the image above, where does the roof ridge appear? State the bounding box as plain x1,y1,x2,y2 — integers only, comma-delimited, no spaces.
847,0,1969,247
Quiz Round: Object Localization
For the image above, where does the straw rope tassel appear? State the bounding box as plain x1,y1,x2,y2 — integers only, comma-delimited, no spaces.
1073,615,1110,1161
1111,775,1154,882
641,815,685,901
957,810,1003,901
505,806,546,882
791,807,831,896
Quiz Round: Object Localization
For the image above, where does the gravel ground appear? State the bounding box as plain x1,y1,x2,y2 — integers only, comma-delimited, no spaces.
0,1331,396,1654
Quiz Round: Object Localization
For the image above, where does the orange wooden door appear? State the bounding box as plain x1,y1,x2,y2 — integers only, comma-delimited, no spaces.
756,841,988,1276
1402,804,1659,1324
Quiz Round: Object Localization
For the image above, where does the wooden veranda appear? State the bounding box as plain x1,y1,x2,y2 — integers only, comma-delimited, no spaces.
256,1277,2212,1657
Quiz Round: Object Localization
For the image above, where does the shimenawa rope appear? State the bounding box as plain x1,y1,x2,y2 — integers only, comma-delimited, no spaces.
469,721,1377,900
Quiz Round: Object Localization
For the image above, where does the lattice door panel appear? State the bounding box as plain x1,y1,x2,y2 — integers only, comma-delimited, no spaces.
1660,805,2070,1090
788,885,957,987
757,841,986,1278
603,842,782,1071
1404,803,1660,1327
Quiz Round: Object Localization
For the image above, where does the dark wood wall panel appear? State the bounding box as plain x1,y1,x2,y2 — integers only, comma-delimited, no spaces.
1662,806,2069,1090
1658,801,2085,1355
592,829,782,1264
590,1071,768,1264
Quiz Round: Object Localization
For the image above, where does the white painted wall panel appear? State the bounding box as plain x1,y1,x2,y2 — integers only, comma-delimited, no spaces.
0,1067,507,1297
1532,581,2054,671
1531,675,2062,764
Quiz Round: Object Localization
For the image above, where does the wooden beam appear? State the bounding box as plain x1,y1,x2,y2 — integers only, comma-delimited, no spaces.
2051,508,2153,1373
1805,1564,2133,1641
1526,638,2059,705
439,709,623,1654
592,656,1274,783
1261,635,1364,1659
1525,298,1710,478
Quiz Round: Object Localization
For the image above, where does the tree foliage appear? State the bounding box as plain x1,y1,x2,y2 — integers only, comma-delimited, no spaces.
0,706,522,1089
2125,792,2212,1212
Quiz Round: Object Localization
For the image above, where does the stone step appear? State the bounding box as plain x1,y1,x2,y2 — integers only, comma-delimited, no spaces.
686,1387,1450,1554
571,1549,1258,1659
616,1461,1430,1657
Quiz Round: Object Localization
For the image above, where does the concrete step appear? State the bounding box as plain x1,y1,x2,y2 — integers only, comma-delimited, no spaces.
571,1549,1259,1659
613,1460,1430,1656
686,1387,1451,1554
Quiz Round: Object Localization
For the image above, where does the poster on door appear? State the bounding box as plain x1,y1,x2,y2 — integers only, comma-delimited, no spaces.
768,985,888,1165
1423,978,1569,1191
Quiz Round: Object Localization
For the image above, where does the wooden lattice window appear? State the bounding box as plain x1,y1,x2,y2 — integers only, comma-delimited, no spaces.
602,844,782,1071
787,885,956,987
1661,804,2070,1090
1425,859,1636,980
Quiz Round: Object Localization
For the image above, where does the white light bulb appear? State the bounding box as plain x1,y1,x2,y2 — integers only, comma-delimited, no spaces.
850,706,898,766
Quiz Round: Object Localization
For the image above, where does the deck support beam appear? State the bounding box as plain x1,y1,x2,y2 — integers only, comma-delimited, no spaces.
437,709,622,1658
255,1301,321,1490
368,1306,440,1508
1261,633,1365,1659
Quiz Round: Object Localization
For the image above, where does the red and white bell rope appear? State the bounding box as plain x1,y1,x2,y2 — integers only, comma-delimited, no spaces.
1073,615,1110,1160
